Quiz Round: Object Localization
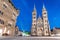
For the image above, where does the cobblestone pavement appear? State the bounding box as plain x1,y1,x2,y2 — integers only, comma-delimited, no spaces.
0,36,60,40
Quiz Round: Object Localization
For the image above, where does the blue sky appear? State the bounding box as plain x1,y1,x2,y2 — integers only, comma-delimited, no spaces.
11,0,60,32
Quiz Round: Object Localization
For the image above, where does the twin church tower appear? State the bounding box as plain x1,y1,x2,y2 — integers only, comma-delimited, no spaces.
31,4,51,36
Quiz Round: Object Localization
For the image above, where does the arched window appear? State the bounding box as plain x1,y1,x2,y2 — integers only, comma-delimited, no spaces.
3,4,7,8
0,11,3,15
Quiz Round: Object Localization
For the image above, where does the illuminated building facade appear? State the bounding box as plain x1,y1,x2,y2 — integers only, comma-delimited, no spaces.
0,0,19,36
31,5,37,36
37,16,43,36
31,4,51,36
42,4,50,36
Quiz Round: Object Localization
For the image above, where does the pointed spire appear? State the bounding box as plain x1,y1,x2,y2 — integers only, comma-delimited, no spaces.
42,3,46,10
34,3,36,11
42,0,45,8
38,15,41,20
43,3,45,8
39,15,41,18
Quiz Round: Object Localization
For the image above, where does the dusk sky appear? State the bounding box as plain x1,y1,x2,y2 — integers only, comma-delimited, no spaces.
11,0,60,32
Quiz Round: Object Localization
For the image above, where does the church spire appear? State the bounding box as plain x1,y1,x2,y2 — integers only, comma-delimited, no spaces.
42,2,51,36
31,3,37,36
42,0,46,10
34,4,36,11
39,15,41,19
42,3,46,10
38,15,42,21
43,3,45,9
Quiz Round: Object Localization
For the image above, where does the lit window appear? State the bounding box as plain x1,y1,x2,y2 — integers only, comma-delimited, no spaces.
0,29,3,35
7,30,10,34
